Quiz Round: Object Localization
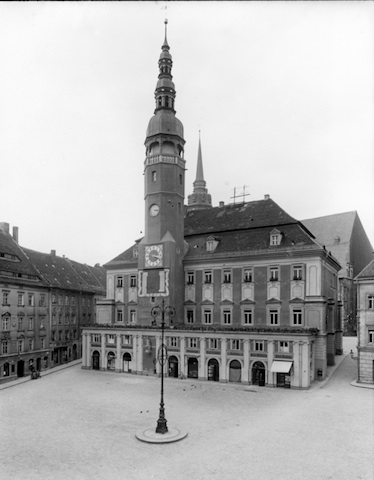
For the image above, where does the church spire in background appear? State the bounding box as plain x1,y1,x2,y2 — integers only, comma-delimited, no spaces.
187,132,212,211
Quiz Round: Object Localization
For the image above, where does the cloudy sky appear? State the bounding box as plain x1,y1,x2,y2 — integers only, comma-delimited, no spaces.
1,1,373,266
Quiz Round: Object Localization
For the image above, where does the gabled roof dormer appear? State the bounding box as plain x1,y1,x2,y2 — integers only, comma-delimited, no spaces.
206,236,220,252
270,228,283,246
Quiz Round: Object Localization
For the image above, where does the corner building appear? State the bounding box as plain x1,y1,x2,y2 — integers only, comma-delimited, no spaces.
82,24,341,389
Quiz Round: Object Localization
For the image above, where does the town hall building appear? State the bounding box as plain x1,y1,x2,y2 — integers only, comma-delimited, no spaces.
81,22,342,389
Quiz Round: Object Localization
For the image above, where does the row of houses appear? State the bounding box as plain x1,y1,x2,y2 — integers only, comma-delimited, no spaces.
0,222,105,384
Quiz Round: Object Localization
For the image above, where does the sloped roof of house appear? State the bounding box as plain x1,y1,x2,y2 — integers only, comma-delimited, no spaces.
23,248,106,294
302,211,373,277
105,198,324,267
0,230,44,285
355,259,374,280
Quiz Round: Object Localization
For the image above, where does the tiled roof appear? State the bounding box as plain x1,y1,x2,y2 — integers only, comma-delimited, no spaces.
105,198,320,266
185,223,317,259
185,198,299,236
302,212,356,247
23,248,106,294
0,230,43,284
355,259,374,280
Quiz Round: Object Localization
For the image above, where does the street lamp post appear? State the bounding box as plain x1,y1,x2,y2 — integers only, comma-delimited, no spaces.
151,298,175,434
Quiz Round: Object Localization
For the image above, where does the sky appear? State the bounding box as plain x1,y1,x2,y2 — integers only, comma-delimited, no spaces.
1,1,373,267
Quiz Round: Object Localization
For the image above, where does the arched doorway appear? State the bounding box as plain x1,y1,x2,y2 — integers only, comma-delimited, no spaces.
17,360,25,378
107,351,116,371
168,356,179,378
3,362,10,377
187,357,198,378
252,361,266,386
36,358,41,371
123,352,132,373
229,360,242,383
92,351,100,370
208,358,220,381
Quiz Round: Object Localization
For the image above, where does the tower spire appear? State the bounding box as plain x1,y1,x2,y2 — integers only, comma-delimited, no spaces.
187,132,212,211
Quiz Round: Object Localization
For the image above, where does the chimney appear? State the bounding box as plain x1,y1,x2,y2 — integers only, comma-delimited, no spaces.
13,226,19,243
219,201,225,207
0,222,10,234
51,250,56,256
264,194,270,200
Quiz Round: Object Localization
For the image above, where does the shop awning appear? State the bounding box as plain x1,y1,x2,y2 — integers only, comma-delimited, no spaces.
270,361,293,373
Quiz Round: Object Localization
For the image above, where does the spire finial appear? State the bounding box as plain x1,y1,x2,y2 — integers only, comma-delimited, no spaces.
164,18,168,46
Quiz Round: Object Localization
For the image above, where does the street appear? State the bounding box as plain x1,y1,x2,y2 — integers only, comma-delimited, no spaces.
0,338,373,480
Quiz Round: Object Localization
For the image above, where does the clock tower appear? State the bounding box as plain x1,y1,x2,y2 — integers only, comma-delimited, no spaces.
138,21,186,324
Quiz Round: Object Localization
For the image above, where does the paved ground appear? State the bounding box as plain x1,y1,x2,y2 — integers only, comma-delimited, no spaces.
1,337,373,480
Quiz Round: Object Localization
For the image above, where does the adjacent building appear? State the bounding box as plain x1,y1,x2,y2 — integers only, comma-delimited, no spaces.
0,222,106,384
81,24,343,389
303,212,373,336
355,259,374,384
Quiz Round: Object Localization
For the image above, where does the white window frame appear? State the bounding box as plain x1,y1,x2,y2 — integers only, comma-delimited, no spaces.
243,268,253,283
209,338,219,349
129,309,136,324
222,309,232,325
242,309,253,325
188,337,198,349
186,271,195,285
204,270,212,284
268,309,279,325
279,341,289,353
186,309,195,324
255,341,264,352
223,269,232,284
368,330,374,344
292,308,303,325
231,339,240,350
116,309,123,323
116,276,123,288
130,275,137,288
269,266,279,282
203,308,213,324
368,295,374,310
292,265,303,281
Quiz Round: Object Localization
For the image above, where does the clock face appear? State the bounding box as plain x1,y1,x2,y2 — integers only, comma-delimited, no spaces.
145,244,163,268
149,204,160,217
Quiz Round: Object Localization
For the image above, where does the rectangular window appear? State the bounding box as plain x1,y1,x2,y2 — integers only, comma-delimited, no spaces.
209,338,219,349
28,317,34,330
18,339,24,353
92,334,101,343
368,295,374,310
52,315,56,325
130,275,137,288
1,341,9,354
269,309,279,325
107,334,115,344
187,271,195,284
243,309,253,325
369,331,374,343
18,317,24,330
41,338,45,349
2,291,9,305
279,341,289,353
2,316,10,330
123,335,131,345
188,338,198,348
18,293,24,306
243,268,253,283
116,276,123,288
117,310,123,323
206,241,214,252
169,337,178,347
71,296,76,306
28,338,34,351
204,270,212,284
203,309,212,324
269,267,279,281
255,341,264,352
52,294,57,304
152,171,157,181
293,309,303,325
270,234,280,246
222,309,232,325
58,295,63,305
186,309,194,324
27,294,34,307
293,265,303,281
130,310,136,324
223,270,232,284
231,339,240,350
40,317,45,329
72,314,76,325
65,295,69,305
39,294,46,307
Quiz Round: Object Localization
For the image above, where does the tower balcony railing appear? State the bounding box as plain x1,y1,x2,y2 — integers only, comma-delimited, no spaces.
145,154,185,168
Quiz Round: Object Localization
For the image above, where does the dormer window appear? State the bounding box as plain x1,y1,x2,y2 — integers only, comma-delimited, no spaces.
133,246,139,258
270,228,282,246
206,236,219,252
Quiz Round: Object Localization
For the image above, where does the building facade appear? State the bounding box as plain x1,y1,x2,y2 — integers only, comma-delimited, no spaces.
303,212,373,336
81,24,342,389
355,259,374,384
0,222,106,384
